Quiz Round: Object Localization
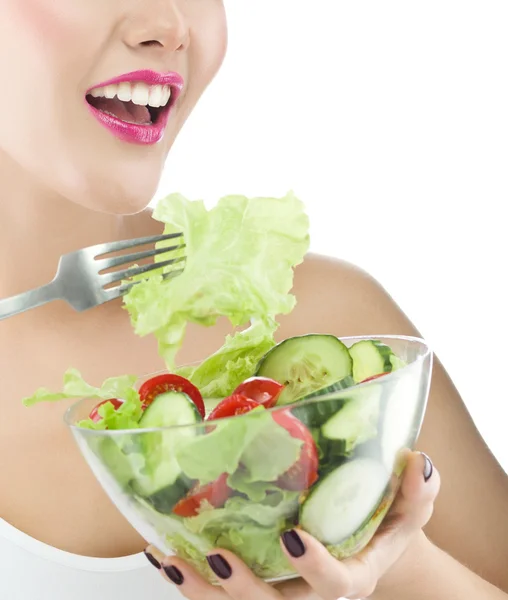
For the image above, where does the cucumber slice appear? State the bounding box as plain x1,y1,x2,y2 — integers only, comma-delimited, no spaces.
290,375,356,429
139,391,202,429
256,335,353,405
139,475,194,515
304,375,356,399
321,384,382,453
349,340,396,382
131,391,201,501
299,459,388,545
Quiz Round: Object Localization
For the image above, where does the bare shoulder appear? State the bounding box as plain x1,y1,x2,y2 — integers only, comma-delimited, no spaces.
279,252,418,339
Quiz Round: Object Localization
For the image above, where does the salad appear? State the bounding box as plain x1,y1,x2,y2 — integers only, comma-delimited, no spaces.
23,192,418,582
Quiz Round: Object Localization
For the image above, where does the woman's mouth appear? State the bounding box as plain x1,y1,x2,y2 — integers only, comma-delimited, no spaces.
85,70,184,145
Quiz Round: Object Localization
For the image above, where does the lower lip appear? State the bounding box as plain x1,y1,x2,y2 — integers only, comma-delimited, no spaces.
85,102,172,145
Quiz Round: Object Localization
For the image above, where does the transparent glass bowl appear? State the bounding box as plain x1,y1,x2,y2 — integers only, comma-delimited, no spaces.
65,335,432,584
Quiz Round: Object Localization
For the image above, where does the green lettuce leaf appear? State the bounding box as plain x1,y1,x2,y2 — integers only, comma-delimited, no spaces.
187,491,300,531
186,318,276,398
123,191,309,369
182,491,298,580
135,491,297,581
175,409,302,485
22,369,142,430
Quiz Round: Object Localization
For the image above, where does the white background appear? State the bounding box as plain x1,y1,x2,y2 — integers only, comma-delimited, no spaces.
156,1,508,471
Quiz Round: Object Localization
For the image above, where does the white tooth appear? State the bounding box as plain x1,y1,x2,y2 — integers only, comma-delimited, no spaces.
89,87,104,98
161,86,171,106
117,82,132,102
148,85,163,108
132,82,150,106
104,85,117,99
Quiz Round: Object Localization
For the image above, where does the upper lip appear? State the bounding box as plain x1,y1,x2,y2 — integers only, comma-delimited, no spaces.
87,69,184,93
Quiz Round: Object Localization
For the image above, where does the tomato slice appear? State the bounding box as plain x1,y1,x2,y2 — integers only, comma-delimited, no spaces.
360,372,389,384
207,394,260,421
172,473,231,517
89,398,124,423
233,376,284,409
138,374,205,418
272,410,319,491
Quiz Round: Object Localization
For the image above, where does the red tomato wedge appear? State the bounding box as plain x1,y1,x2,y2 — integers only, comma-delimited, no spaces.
138,374,205,418
360,372,389,384
89,398,124,423
273,410,319,491
233,377,284,409
207,394,260,421
172,473,231,517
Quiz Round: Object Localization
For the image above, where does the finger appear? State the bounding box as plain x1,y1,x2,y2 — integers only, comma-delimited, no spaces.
205,548,282,600
274,577,322,600
280,528,358,600
145,545,226,599
376,450,441,537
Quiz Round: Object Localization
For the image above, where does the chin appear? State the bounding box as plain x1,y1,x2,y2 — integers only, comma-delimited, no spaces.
83,192,153,216
60,159,163,216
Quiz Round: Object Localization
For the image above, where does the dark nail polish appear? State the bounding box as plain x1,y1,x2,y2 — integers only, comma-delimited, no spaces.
163,565,184,585
207,554,232,580
281,529,306,558
144,550,161,570
421,452,434,482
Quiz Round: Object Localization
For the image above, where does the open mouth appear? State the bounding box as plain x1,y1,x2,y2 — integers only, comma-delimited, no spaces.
86,82,174,126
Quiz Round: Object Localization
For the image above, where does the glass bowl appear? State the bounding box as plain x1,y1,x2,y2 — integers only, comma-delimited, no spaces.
65,335,432,584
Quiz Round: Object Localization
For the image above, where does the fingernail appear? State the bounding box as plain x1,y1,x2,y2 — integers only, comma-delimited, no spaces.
163,565,184,585
281,529,306,558
207,554,232,579
144,549,161,570
421,452,434,482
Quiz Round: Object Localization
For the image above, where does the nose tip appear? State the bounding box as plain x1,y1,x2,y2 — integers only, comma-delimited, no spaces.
122,3,190,55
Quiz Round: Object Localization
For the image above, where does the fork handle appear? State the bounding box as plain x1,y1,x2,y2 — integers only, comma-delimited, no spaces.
0,280,61,321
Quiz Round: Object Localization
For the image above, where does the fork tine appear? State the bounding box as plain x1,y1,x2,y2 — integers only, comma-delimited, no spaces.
92,232,183,258
101,255,186,287
97,243,185,271
106,268,184,299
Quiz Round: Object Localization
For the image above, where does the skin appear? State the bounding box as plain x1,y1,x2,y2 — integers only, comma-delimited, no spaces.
0,1,506,598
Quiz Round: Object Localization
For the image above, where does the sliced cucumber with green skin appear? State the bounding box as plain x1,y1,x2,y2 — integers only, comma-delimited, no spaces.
256,335,353,405
290,375,357,428
299,459,389,545
316,439,350,475
131,391,201,501
349,340,396,382
321,384,383,453
139,391,202,429
303,375,356,399
138,474,195,515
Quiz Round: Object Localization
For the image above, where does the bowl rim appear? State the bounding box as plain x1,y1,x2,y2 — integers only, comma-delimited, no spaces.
64,334,432,436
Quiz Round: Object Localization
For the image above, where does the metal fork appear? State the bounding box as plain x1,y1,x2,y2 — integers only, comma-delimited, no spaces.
0,232,185,320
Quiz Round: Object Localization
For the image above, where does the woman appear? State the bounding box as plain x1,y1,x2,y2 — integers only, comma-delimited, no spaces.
0,1,506,599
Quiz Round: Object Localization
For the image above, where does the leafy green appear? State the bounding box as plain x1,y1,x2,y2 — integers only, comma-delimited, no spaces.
123,191,309,369
136,489,298,581
186,318,276,398
21,369,142,430
181,491,299,579
175,408,302,485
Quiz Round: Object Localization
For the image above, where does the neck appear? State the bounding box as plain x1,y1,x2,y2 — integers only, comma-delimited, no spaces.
0,152,128,296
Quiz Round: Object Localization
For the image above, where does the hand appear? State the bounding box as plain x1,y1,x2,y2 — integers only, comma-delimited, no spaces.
145,451,440,600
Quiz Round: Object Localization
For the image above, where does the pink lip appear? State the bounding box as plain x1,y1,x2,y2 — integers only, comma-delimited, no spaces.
85,70,184,146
